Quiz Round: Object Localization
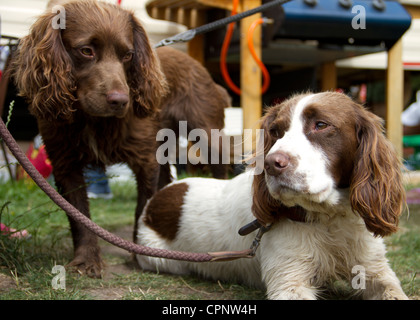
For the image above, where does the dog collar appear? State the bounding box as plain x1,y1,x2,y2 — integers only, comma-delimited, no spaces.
238,206,307,236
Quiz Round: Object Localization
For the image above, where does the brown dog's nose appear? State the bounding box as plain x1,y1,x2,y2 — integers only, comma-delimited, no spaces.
106,90,129,109
264,152,290,176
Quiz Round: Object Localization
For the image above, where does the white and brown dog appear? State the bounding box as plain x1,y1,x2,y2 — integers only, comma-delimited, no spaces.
136,92,408,300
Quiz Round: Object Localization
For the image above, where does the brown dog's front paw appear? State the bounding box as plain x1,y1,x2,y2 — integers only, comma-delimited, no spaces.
67,247,105,278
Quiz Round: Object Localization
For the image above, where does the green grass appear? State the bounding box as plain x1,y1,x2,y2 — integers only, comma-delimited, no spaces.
385,208,420,299
0,178,419,300
0,178,264,300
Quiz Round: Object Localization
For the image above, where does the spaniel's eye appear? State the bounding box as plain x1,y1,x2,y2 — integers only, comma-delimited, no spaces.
80,46,95,58
123,51,134,62
315,121,329,131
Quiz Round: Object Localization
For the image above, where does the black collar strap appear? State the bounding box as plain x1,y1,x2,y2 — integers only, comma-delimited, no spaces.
238,206,307,236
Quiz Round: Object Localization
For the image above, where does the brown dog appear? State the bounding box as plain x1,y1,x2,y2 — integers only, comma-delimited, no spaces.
11,0,230,277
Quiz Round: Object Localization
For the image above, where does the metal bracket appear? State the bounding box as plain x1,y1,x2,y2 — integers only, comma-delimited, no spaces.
208,223,272,261
248,224,272,257
154,30,196,48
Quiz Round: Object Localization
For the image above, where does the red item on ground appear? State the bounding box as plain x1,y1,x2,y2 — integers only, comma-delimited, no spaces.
17,143,52,179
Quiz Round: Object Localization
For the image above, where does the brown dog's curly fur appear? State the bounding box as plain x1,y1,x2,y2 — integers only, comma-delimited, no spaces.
11,0,230,277
157,46,231,179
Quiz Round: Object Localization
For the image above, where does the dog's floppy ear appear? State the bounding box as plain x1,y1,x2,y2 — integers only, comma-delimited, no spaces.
350,105,405,237
11,10,76,121
129,14,168,118
252,172,285,226
251,105,283,226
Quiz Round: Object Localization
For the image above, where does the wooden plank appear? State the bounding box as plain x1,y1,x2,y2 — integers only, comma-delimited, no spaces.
405,5,420,19
176,7,186,25
188,35,205,64
164,7,173,21
240,0,262,152
146,0,171,11
198,0,241,11
386,38,404,157
147,0,206,11
187,8,206,64
150,6,166,20
321,61,337,91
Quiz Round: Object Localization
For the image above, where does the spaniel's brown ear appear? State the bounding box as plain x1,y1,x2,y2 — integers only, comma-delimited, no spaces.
129,14,168,118
251,105,281,225
11,10,76,121
250,104,280,167
350,105,405,237
252,172,282,226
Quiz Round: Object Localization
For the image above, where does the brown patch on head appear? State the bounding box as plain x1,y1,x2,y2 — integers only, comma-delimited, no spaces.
143,182,189,241
262,94,305,153
301,92,359,188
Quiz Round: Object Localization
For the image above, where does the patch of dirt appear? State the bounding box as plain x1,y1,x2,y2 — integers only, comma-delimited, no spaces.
84,287,132,300
83,225,142,299
0,273,17,293
99,225,140,279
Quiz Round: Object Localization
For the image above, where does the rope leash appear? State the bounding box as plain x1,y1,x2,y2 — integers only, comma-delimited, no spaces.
0,118,268,262
154,0,292,48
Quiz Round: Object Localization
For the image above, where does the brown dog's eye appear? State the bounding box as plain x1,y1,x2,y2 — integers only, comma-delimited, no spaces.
315,121,329,131
80,46,95,58
123,51,134,62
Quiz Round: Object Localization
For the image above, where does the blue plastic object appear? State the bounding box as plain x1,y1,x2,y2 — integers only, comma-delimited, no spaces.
277,0,412,48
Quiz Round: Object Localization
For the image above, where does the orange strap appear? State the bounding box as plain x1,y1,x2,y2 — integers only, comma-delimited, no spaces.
220,0,270,95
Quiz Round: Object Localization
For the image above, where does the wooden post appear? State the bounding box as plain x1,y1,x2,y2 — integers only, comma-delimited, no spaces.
321,61,337,91
386,38,404,157
240,0,262,152
188,8,206,65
